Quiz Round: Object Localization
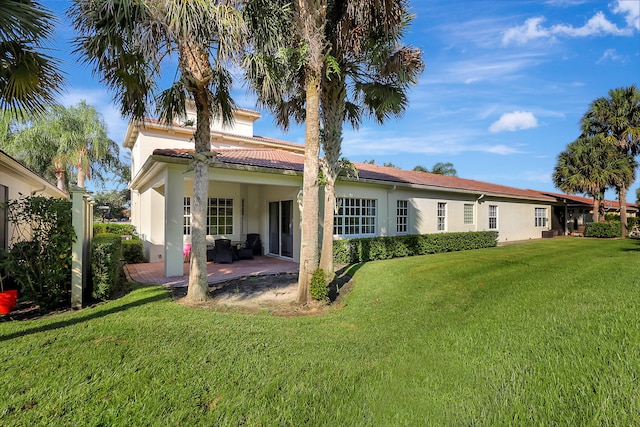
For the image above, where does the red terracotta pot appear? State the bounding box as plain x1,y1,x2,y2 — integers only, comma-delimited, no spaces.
0,289,18,315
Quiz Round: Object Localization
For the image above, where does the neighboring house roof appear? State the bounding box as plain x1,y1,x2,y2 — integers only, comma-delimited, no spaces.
151,147,558,202
0,149,67,198
542,191,639,212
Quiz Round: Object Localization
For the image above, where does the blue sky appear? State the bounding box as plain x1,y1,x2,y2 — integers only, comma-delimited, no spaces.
45,0,639,200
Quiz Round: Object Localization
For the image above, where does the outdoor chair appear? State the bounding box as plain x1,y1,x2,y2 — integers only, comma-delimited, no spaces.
213,239,234,264
238,233,263,260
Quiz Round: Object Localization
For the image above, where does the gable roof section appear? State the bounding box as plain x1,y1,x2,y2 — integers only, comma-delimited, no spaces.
124,117,305,153
0,149,67,198
151,147,557,202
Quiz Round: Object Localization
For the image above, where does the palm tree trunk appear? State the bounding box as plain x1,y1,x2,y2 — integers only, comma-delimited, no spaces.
297,75,321,304
181,39,213,302
593,197,601,223
319,173,335,276
619,186,628,238
77,168,86,188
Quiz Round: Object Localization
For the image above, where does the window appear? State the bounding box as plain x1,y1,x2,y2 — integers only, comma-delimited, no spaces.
207,198,234,235
535,208,548,227
396,200,408,233
489,205,498,229
437,202,446,231
183,197,191,236
464,204,474,225
334,198,377,236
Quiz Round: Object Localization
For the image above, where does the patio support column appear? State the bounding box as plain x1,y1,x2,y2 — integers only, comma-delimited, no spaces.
165,166,184,277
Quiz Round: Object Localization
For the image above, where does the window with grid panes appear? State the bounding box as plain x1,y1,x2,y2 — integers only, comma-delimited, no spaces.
207,198,233,235
535,207,547,227
183,197,191,235
489,205,498,229
437,202,446,231
464,203,474,225
396,200,408,233
334,198,376,236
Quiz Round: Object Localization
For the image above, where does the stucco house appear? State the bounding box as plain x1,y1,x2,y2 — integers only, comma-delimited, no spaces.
0,150,68,253
126,107,589,278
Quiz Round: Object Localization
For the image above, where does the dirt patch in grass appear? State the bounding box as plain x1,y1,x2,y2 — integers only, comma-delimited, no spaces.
172,271,354,317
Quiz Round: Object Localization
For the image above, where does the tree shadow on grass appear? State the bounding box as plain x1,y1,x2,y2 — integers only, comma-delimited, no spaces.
328,263,365,303
620,238,640,252
0,285,168,343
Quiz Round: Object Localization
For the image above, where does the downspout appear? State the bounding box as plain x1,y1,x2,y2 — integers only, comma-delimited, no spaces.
31,185,46,196
475,194,485,232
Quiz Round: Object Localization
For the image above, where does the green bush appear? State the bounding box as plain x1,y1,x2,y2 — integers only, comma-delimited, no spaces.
94,223,137,237
0,196,74,308
585,221,621,238
333,231,499,264
122,240,146,264
91,233,123,300
310,268,329,302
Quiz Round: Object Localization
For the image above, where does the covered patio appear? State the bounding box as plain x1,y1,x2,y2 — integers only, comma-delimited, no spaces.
124,255,299,288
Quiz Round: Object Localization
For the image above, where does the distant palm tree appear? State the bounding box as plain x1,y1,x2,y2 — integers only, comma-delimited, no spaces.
1,102,119,191
430,162,457,176
552,135,618,223
71,0,245,302
0,0,63,117
581,85,640,236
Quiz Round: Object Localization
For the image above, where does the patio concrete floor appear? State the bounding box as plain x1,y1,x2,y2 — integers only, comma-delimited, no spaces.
124,255,299,288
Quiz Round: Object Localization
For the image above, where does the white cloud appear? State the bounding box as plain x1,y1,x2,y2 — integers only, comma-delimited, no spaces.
502,9,633,45
551,11,631,37
613,0,640,31
502,17,551,45
597,48,625,63
489,111,538,133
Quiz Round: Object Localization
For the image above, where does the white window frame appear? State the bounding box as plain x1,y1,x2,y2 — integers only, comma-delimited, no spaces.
334,197,377,236
183,196,191,236
437,202,446,231
535,207,548,227
396,200,408,234
207,198,234,236
464,203,474,225
489,205,498,230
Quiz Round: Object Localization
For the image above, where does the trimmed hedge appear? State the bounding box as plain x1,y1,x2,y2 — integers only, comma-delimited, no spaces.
94,223,137,236
333,231,499,264
94,223,145,264
122,239,146,264
91,233,123,300
585,221,621,238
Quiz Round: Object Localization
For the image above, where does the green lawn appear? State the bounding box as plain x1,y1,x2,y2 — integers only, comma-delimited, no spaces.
1,238,639,426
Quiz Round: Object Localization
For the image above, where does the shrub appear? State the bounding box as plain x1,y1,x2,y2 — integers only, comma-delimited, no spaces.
310,268,329,302
0,196,74,308
91,233,123,300
94,223,137,237
333,231,498,264
122,240,146,264
585,221,621,238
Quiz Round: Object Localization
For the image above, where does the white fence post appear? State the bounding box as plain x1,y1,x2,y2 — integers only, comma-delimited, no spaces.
70,187,91,309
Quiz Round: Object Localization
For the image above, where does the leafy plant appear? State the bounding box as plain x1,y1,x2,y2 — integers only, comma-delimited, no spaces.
310,268,329,302
585,221,621,238
91,233,123,300
0,195,74,308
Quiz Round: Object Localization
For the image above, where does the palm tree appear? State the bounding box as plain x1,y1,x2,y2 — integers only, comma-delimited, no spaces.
71,0,245,302
318,0,424,277
1,102,119,191
0,0,63,118
430,162,457,176
244,0,326,303
552,135,618,223
581,85,640,237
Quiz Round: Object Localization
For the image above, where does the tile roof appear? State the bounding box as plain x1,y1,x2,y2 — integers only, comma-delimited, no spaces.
542,191,639,210
153,147,558,201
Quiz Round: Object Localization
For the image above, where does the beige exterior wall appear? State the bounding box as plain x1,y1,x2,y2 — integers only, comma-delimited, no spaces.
1,152,67,249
